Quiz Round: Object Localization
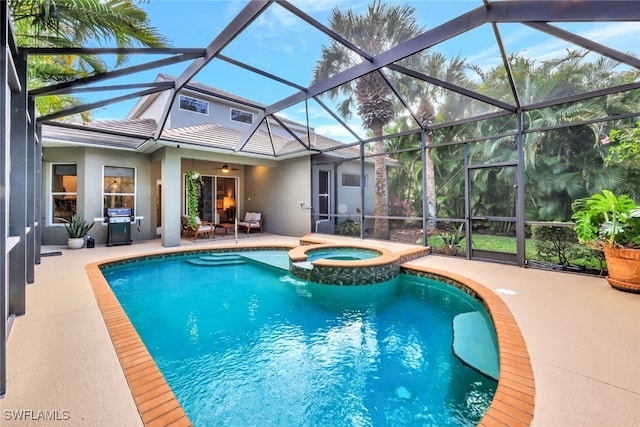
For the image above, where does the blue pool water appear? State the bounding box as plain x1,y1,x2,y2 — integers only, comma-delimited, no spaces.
306,247,381,262
103,250,497,426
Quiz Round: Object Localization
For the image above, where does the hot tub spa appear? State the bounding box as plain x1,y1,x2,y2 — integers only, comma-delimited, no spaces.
288,244,400,285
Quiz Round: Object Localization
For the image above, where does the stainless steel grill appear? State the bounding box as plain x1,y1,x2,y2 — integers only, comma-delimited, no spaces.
107,208,133,246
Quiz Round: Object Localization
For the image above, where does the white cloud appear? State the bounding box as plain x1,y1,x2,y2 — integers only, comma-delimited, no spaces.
464,22,639,75
504,22,640,64
579,22,640,54
287,0,360,14
315,123,365,142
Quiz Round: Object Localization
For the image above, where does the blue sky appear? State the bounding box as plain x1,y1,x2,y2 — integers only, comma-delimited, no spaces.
88,1,640,140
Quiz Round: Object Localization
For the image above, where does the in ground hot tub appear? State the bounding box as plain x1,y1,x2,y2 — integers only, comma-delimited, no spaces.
288,244,400,285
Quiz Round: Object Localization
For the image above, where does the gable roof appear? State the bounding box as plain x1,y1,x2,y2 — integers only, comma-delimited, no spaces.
41,107,348,158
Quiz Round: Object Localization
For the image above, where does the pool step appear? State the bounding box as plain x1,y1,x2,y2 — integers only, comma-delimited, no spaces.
199,254,244,262
186,254,247,267
452,311,500,381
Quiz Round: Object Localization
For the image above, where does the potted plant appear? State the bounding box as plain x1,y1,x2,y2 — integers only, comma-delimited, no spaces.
60,214,95,249
436,223,465,256
572,190,640,292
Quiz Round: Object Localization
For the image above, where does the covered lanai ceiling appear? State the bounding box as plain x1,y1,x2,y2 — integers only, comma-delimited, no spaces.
25,0,640,158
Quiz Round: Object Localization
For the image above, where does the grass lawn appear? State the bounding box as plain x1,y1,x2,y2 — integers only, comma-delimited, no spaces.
428,233,603,270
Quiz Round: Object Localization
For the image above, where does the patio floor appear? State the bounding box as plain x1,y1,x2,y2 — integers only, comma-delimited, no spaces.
0,234,638,426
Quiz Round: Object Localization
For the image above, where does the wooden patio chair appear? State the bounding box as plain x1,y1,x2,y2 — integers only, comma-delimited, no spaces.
181,215,192,239
192,217,215,241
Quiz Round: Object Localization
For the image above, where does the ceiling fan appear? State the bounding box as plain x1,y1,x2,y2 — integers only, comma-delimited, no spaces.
214,162,239,173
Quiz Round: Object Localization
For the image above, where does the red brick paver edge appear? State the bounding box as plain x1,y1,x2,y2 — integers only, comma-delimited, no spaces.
86,262,192,427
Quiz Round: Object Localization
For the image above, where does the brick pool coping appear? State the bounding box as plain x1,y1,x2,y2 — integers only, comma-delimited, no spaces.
86,243,534,426
402,265,535,426
87,262,191,427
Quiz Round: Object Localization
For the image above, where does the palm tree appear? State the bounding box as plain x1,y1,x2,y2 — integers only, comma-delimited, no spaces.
10,0,168,118
313,0,423,239
412,53,469,230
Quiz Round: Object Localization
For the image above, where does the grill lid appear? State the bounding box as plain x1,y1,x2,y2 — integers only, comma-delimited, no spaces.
107,208,132,217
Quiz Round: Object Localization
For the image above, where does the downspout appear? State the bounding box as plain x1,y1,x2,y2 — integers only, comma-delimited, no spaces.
360,142,366,239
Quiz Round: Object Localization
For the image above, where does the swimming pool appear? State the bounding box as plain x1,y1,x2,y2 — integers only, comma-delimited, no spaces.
102,249,498,426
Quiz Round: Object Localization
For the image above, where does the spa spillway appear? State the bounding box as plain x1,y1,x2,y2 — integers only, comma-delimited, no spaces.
288,244,400,285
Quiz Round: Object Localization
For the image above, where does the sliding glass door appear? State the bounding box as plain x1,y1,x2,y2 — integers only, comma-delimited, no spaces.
197,175,238,224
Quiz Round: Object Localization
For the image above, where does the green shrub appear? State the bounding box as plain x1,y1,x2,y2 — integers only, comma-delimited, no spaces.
335,218,361,236
531,225,578,265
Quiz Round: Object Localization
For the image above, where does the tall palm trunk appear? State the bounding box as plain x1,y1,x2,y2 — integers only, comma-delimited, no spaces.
418,99,437,232
372,123,389,239
425,131,437,231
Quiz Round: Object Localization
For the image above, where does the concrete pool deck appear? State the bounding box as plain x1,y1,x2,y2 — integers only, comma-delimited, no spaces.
1,234,638,426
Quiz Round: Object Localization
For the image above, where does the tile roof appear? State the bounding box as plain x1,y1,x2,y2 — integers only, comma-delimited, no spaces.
85,117,157,137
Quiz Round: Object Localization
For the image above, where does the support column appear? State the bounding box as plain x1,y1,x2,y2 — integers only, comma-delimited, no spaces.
0,0,9,399
8,48,27,315
25,59,35,283
161,147,182,247
516,111,526,267
33,110,42,265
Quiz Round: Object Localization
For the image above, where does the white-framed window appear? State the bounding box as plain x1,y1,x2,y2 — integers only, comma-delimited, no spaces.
51,164,77,224
103,166,136,217
179,95,209,115
341,172,367,187
230,108,253,124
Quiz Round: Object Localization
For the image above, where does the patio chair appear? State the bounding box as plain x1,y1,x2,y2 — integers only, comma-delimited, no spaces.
184,216,215,241
181,215,193,239
237,212,264,235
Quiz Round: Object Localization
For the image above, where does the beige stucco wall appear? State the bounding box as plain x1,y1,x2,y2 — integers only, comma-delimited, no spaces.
41,145,311,245
42,147,154,246
244,157,312,237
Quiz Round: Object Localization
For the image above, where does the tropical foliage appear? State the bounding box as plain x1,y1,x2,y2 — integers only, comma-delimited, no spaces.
313,0,423,239
383,49,640,234
185,171,203,230
10,0,168,119
604,121,640,167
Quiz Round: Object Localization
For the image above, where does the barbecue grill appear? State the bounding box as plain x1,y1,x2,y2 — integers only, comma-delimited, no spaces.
106,208,133,246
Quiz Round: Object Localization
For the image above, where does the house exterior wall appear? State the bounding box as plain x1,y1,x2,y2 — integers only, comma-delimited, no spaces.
162,88,304,137
41,81,316,247
131,89,173,128
337,161,375,218
311,155,376,232
244,157,311,237
41,147,154,246
169,92,261,132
